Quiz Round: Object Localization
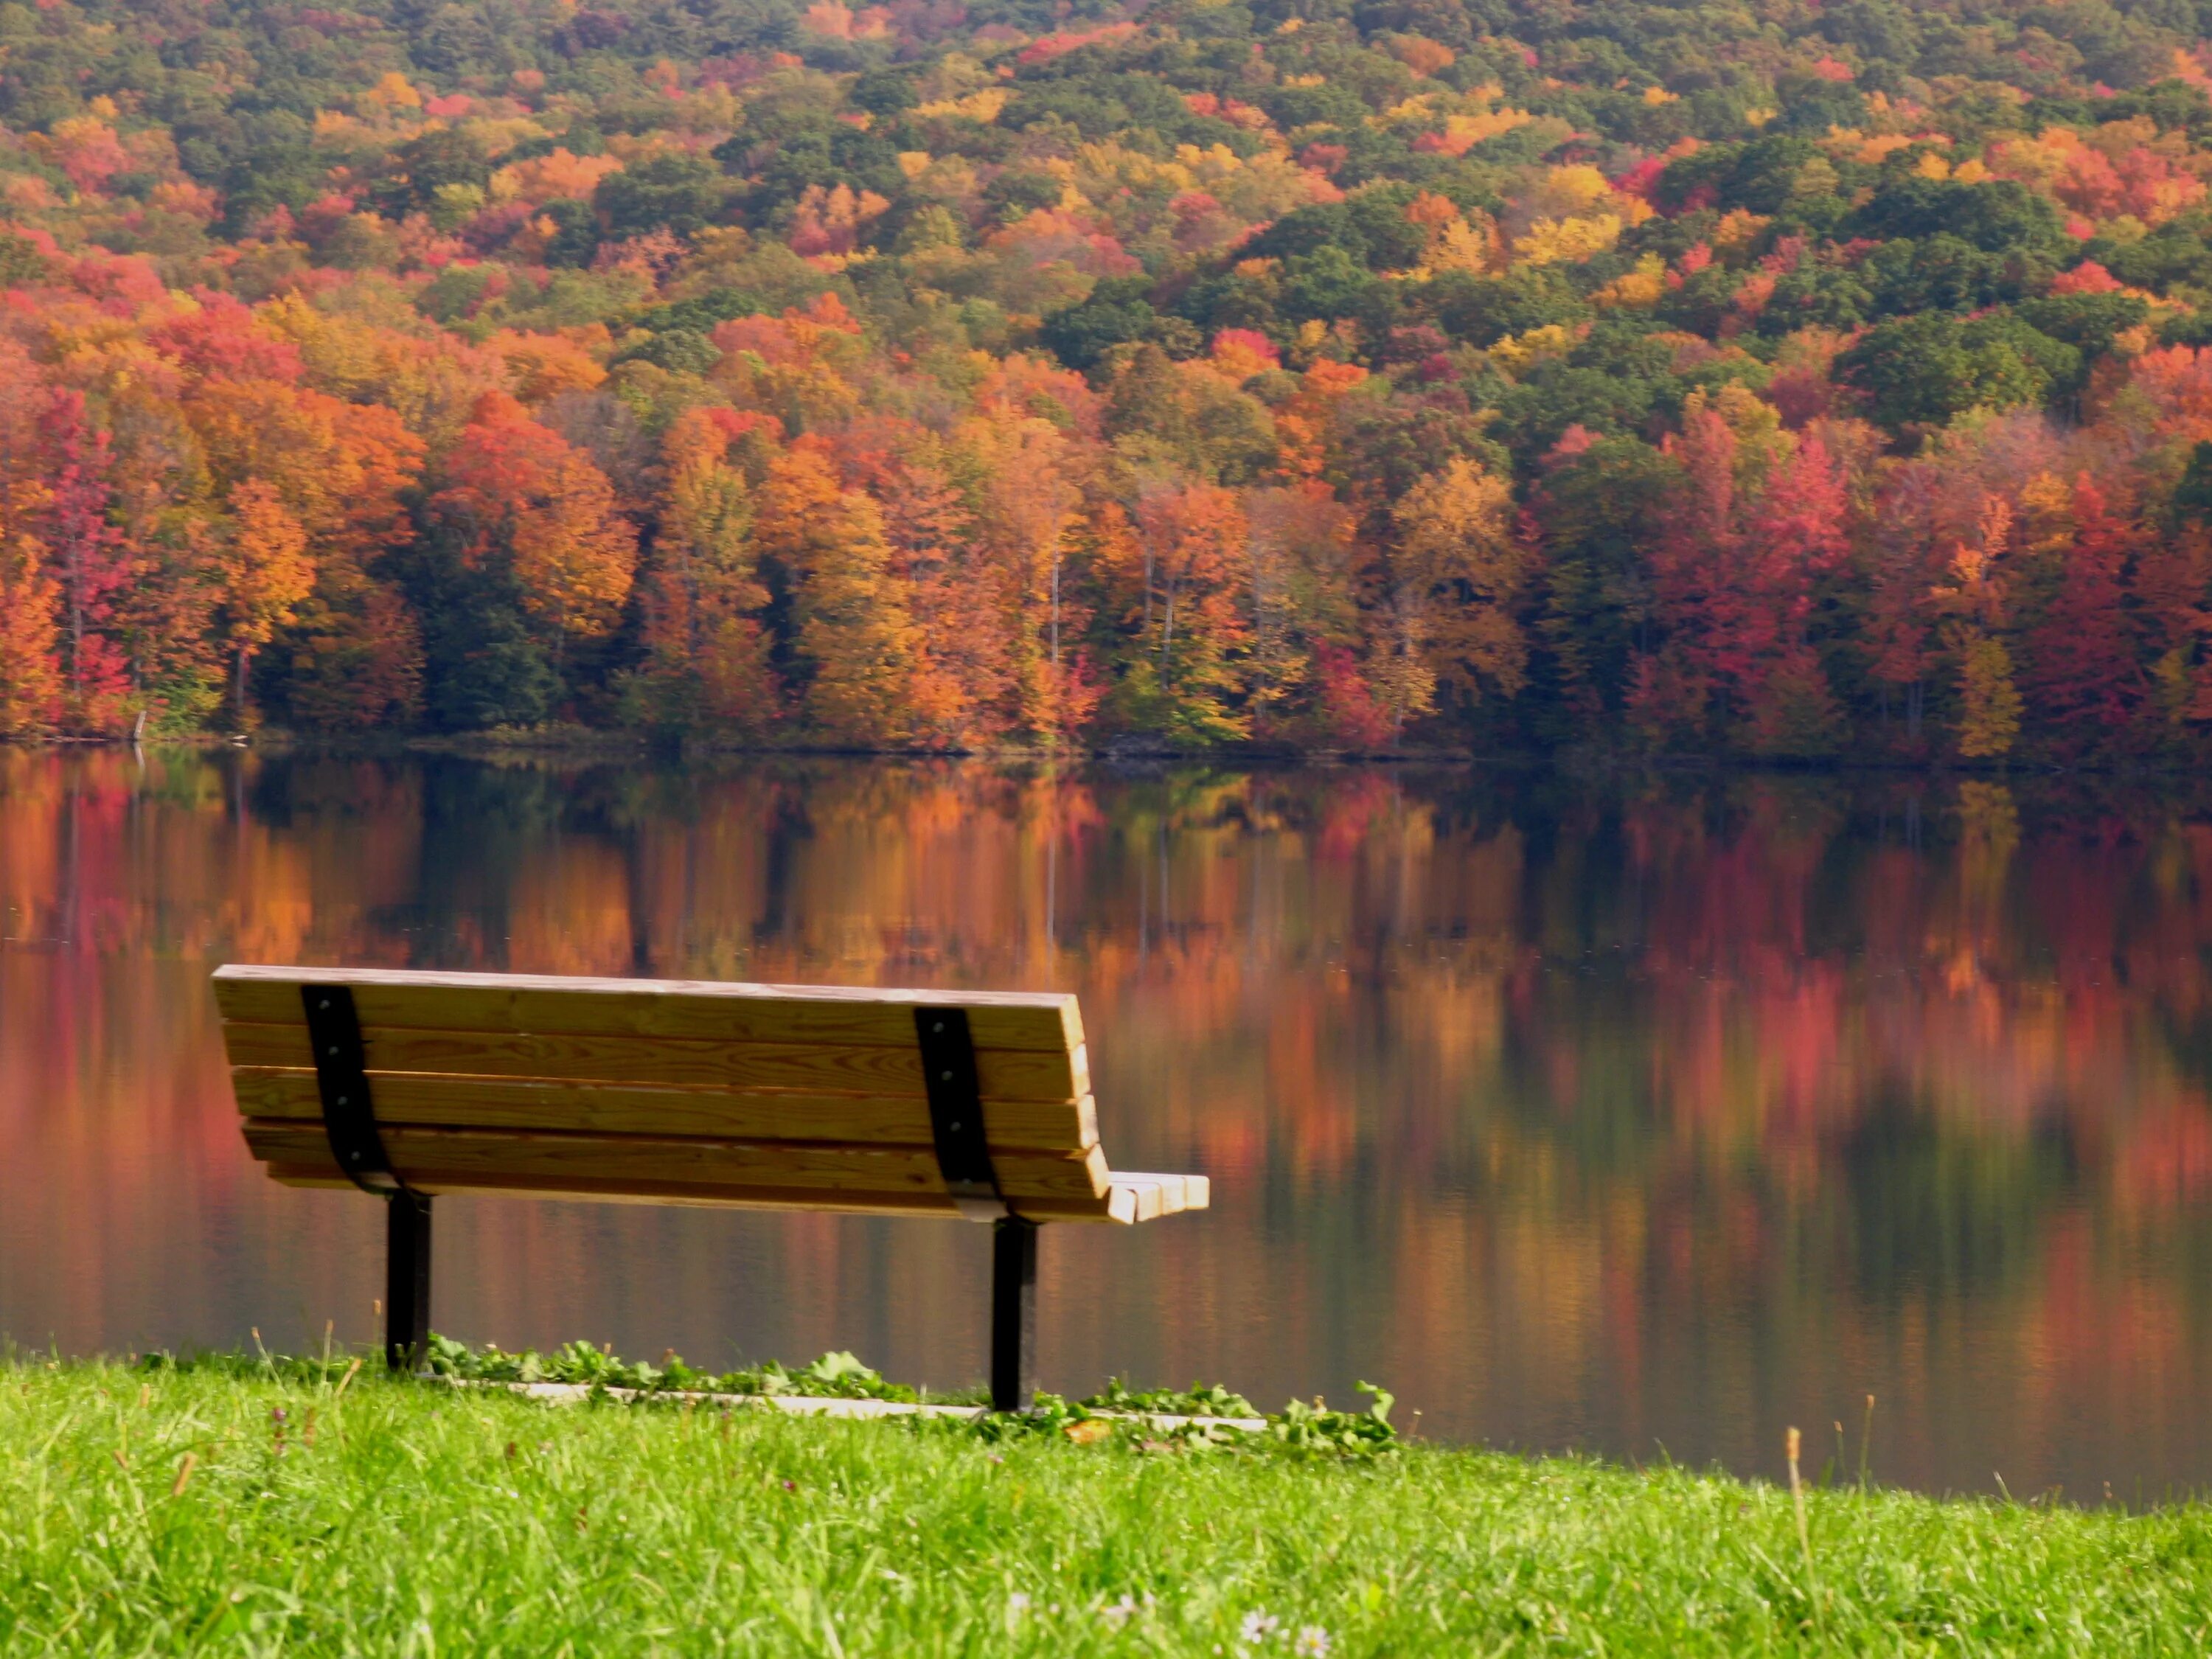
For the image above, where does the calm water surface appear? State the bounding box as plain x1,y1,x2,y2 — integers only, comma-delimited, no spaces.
6,750,2212,1500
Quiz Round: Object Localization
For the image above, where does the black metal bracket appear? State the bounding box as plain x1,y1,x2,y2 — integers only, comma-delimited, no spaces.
301,984,432,1372
301,984,406,1197
914,1009,1039,1410
914,1007,1006,1222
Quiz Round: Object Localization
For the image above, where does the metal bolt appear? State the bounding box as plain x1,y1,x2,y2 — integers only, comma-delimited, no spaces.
327,1046,339,1057
319,999,331,1011
336,1095,348,1107
933,1021,945,1033
941,1070,953,1082
950,1121,961,1133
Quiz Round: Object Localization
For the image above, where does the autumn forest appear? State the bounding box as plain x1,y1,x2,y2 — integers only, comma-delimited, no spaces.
7,0,2212,759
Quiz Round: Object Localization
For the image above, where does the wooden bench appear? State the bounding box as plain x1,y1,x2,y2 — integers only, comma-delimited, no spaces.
212,965,1208,1410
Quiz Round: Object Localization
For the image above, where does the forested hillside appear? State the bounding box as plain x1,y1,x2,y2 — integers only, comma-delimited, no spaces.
4,0,2212,757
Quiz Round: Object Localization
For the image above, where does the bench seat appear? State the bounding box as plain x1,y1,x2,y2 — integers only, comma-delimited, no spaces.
242,1124,1206,1224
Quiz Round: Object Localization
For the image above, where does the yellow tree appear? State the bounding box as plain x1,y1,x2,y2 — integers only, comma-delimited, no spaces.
0,349,58,735
187,378,423,561
185,378,426,729
0,523,60,737
1378,456,1526,736
509,450,637,649
1957,636,2025,758
1933,494,2023,761
958,412,1080,739
879,453,992,742
754,439,929,745
635,408,775,730
216,479,313,724
1245,483,1358,731
1122,479,1252,742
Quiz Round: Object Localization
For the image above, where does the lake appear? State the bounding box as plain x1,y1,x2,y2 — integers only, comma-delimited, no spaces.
5,748,2212,1500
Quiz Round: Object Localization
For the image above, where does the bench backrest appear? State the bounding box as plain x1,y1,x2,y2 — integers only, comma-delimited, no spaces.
215,965,1200,1222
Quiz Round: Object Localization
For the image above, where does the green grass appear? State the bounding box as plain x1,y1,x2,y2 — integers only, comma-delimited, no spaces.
7,1356,2212,1655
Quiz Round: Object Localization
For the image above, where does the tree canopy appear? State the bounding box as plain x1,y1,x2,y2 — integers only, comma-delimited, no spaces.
1,0,2211,761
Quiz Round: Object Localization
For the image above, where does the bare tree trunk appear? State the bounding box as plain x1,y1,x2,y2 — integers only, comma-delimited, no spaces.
68,548,85,712
685,549,703,662
1141,536,1154,635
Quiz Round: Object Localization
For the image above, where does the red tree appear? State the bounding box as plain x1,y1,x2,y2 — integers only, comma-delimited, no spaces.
2023,474,2142,754
41,389,132,734
1741,429,1849,752
1635,402,1849,752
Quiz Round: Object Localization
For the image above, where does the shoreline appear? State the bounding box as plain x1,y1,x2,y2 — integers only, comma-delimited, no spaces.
6,726,2208,781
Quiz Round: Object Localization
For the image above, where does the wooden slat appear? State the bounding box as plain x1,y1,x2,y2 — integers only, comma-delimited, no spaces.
240,1121,1110,1204
260,1164,987,1217
1113,1175,1166,1222
260,1164,1138,1221
1106,1172,1211,1221
220,1023,1088,1104
229,1068,1099,1153
214,966,1083,1053
256,1162,1200,1225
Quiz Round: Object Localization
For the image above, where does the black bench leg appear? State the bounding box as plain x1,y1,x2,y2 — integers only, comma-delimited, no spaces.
990,1217,1038,1412
386,1192,432,1373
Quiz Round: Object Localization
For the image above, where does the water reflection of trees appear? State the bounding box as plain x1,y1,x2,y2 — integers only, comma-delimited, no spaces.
8,748,2212,1489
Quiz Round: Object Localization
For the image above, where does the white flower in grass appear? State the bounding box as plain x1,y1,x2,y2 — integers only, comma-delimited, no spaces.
1006,1592,1032,1621
1293,1627,1331,1658
1239,1610,1281,1645
1101,1593,1141,1629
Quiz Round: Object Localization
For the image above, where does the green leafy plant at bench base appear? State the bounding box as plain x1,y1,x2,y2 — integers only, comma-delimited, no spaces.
1083,1378,1260,1419
419,1335,927,1402
145,1337,1399,1456
976,1380,1397,1459
418,1335,1397,1454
